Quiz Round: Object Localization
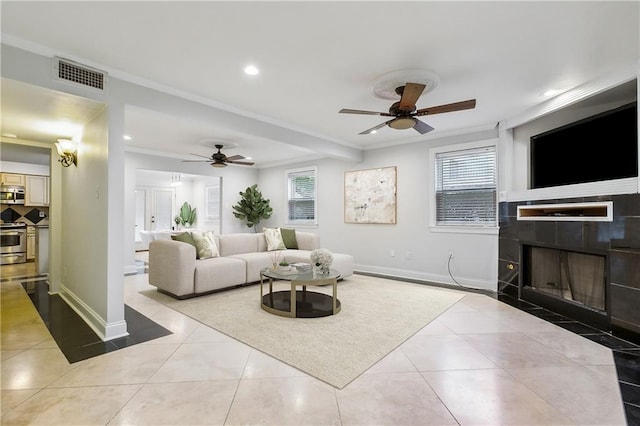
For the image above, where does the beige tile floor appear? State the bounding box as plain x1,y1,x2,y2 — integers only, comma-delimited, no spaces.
1,270,627,425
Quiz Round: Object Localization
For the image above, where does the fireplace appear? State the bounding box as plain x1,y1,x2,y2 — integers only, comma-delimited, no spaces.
499,195,640,337
522,245,606,318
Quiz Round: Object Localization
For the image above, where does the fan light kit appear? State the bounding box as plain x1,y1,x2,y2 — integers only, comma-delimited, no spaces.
183,144,255,168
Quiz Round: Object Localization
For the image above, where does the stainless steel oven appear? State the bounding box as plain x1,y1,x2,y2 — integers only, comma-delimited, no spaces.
1,223,27,264
0,186,25,205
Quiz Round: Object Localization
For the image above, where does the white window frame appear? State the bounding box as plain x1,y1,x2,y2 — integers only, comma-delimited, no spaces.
429,140,499,235
285,166,318,227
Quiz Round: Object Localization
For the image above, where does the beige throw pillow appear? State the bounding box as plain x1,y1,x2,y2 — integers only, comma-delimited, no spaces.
264,227,286,251
191,230,219,259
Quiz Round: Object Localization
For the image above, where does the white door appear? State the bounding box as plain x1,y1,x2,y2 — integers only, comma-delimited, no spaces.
151,188,174,231
134,186,176,250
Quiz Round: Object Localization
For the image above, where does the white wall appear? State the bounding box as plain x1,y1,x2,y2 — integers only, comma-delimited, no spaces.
2,44,128,340
258,134,499,291
504,75,639,202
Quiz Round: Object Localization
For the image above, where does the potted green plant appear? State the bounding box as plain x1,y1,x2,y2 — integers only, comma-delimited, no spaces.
179,202,197,227
232,184,273,232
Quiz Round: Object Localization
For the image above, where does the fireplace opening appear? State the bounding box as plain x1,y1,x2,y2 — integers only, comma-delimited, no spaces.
522,245,606,313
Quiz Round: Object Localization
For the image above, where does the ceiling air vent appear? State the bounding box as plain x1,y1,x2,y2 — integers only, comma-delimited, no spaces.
53,57,107,91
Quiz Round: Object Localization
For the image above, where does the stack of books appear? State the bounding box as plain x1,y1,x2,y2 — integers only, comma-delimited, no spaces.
291,262,312,271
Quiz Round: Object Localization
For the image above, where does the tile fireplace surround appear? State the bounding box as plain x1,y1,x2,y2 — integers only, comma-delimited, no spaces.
498,193,640,340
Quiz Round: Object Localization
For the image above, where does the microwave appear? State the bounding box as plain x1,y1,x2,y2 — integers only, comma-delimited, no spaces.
0,186,25,205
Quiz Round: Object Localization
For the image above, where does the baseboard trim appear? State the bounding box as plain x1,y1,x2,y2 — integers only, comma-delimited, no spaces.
353,270,496,297
59,284,129,341
353,264,496,293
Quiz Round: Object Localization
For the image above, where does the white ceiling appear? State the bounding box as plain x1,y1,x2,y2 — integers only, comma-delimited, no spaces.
1,1,638,167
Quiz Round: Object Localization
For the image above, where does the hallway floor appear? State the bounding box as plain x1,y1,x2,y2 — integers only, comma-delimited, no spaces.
0,268,637,425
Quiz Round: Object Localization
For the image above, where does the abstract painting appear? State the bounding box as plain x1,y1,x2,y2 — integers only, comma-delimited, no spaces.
344,166,397,224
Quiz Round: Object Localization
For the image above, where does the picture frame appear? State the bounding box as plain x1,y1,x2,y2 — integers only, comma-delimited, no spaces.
344,166,397,224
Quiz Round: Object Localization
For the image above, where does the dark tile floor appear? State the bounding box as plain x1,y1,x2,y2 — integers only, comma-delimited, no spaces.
21,278,172,363
498,293,640,424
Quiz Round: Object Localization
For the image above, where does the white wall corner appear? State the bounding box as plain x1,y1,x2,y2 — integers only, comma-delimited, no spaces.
59,284,129,342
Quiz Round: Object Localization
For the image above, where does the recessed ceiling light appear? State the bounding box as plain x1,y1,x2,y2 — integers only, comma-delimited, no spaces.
123,135,132,140
244,65,260,76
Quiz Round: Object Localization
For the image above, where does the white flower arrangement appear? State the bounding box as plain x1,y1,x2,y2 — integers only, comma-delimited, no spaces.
310,248,333,274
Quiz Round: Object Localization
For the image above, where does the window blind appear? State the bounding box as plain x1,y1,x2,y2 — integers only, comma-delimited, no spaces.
288,169,316,222
435,146,497,226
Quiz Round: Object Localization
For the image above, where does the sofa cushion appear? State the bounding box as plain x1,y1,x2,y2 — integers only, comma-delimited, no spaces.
191,230,219,259
171,232,197,252
264,227,286,251
228,252,274,283
295,232,320,251
217,233,260,256
279,228,298,249
194,257,247,294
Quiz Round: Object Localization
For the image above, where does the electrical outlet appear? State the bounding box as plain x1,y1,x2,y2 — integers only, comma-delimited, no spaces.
406,251,412,260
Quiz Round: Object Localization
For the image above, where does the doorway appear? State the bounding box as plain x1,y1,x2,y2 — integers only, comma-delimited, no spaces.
134,170,222,251
134,186,176,251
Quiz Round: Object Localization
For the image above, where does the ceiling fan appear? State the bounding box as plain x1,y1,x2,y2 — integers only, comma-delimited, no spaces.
183,144,255,168
339,82,476,135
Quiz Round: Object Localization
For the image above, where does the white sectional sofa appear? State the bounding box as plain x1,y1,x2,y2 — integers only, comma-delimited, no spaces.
148,231,354,299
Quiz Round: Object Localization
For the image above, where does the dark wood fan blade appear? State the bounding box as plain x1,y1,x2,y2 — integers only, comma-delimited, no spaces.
227,160,255,166
398,82,426,111
358,120,393,135
339,108,394,116
226,154,245,161
413,119,435,134
182,160,213,162
189,153,213,159
414,99,476,116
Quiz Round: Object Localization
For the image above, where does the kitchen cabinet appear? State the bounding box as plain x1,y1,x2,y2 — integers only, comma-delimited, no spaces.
25,175,49,206
1,173,25,186
27,226,35,260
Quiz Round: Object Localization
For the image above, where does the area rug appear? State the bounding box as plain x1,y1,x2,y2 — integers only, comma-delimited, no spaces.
140,274,464,388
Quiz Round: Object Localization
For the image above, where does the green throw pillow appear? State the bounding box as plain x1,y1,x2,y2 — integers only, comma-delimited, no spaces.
279,228,298,249
171,232,198,255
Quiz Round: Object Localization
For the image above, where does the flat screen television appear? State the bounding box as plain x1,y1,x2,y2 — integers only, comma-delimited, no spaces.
530,102,638,189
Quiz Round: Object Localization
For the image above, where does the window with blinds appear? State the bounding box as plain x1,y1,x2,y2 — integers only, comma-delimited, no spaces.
287,167,317,224
435,146,497,226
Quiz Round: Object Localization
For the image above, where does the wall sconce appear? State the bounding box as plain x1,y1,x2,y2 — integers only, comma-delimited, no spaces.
55,139,77,167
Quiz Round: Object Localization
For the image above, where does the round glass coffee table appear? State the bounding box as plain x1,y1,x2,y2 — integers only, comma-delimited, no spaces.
260,267,341,318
